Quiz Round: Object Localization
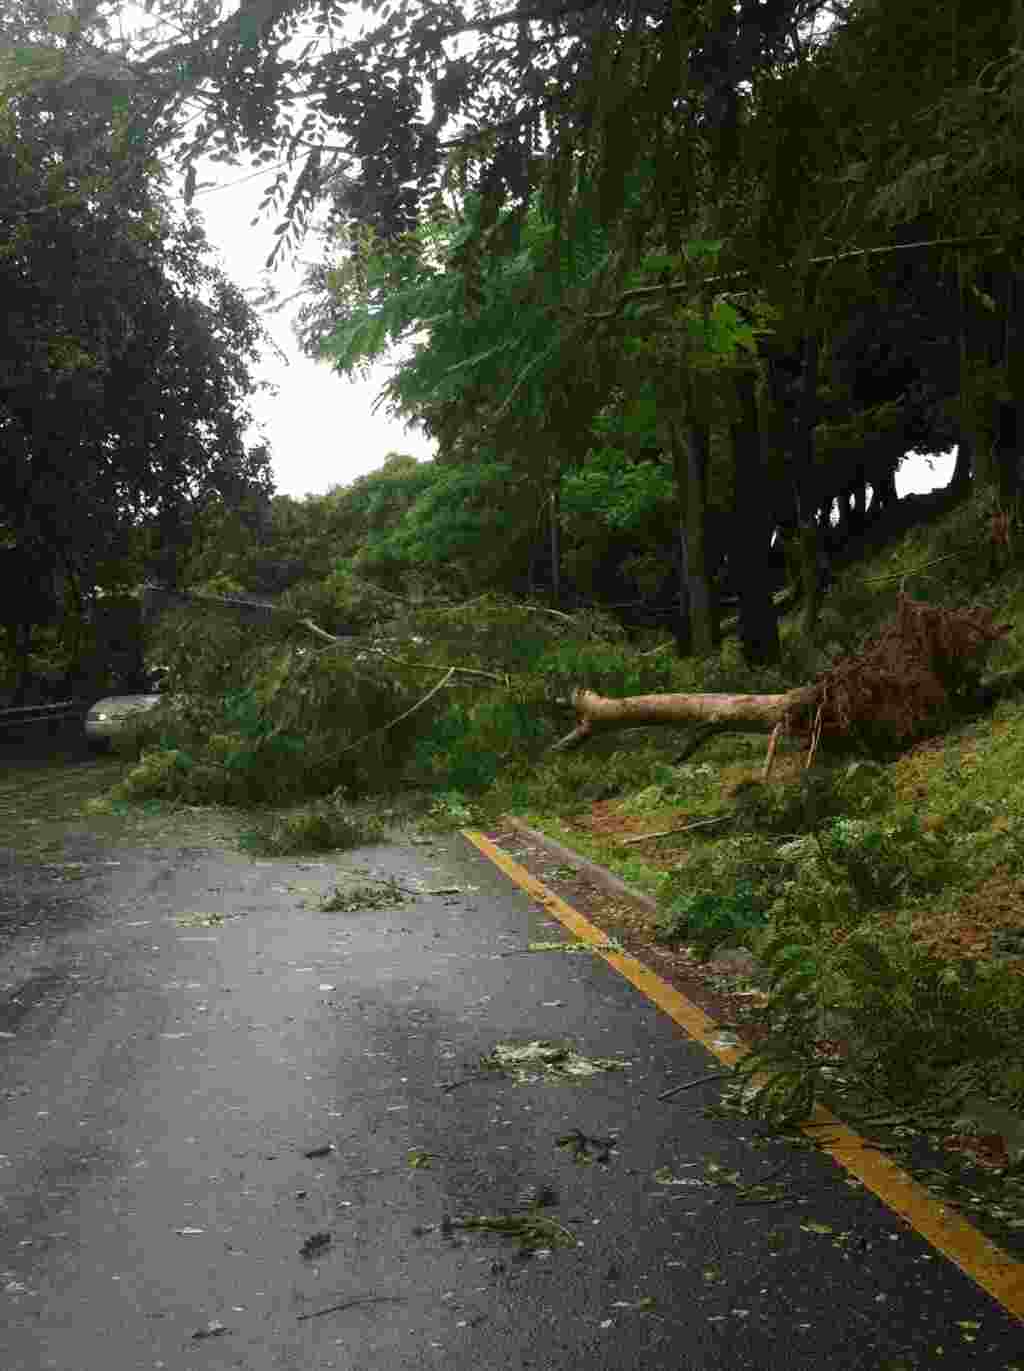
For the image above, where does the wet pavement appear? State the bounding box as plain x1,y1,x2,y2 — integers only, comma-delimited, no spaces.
1,820,1023,1369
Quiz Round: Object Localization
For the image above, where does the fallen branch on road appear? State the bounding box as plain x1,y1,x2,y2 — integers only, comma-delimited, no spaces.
297,1295,407,1321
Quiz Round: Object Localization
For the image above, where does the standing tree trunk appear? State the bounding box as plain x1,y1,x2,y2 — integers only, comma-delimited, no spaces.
950,430,974,494
670,397,717,657
995,270,1024,506
673,515,692,656
729,366,780,666
793,328,824,637
958,253,995,490
548,482,562,608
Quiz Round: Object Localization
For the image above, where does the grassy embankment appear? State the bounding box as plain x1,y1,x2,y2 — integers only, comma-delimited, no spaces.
475,490,1024,1136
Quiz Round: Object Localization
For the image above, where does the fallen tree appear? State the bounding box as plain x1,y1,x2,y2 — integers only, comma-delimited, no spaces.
553,596,1012,776
552,686,819,751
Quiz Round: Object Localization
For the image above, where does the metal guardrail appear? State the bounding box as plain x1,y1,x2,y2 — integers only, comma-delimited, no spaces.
0,700,84,729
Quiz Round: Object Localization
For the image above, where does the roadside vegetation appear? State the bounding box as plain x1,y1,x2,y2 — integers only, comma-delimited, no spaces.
4,0,1024,1170
74,485,1022,1149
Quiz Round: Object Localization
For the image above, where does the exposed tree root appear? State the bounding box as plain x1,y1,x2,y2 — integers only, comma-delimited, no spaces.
553,597,1011,767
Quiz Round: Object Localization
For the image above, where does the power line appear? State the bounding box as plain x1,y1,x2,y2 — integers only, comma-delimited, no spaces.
180,159,291,199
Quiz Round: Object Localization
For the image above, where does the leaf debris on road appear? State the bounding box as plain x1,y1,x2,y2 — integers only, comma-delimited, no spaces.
175,911,239,927
502,937,624,956
320,879,412,912
480,1040,629,1083
300,1231,332,1258
191,1319,229,1339
415,1211,578,1251
555,1128,617,1165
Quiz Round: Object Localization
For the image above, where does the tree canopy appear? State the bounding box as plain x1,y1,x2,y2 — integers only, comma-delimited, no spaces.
3,0,1023,678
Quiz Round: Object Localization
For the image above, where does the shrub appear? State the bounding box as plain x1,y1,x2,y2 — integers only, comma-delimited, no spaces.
113,747,193,802
730,769,849,835
656,880,767,960
814,814,956,910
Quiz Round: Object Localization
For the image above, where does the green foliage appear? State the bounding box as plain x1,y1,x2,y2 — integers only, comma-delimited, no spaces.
0,81,271,600
413,694,548,792
138,605,434,805
813,815,955,911
520,743,686,812
239,802,385,856
833,760,892,815
561,446,675,532
534,639,677,703
113,748,196,803
319,877,410,912
356,460,537,593
739,917,1024,1125
280,567,391,636
729,769,850,835
656,881,766,960
425,790,477,826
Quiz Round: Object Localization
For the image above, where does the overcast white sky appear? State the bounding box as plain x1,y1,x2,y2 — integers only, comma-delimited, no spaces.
135,3,951,503
188,168,437,499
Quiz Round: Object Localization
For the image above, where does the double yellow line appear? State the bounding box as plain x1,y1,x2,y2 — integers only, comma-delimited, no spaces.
463,829,1024,1324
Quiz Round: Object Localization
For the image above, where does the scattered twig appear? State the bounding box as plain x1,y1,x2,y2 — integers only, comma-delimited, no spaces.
621,814,732,844
299,619,510,685
733,1163,791,1204
297,1295,407,1322
860,551,964,585
440,1074,485,1092
658,1073,732,1100
522,604,578,623
299,617,348,644
330,1166,405,1180
805,702,824,771
358,646,510,684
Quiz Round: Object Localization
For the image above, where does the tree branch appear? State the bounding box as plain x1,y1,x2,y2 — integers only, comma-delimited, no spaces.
579,234,1004,322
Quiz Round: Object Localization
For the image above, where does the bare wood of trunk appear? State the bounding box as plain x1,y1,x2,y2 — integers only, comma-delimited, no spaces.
551,685,820,751
762,721,783,780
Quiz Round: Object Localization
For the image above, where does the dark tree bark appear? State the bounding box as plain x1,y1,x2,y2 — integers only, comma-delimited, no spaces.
673,516,692,656
950,430,974,493
549,484,562,608
794,329,824,636
729,366,780,665
869,459,899,517
670,379,717,657
996,270,1024,504
958,254,995,489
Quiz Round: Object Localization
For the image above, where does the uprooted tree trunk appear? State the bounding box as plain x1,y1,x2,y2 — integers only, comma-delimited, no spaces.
552,597,1012,774
552,685,820,752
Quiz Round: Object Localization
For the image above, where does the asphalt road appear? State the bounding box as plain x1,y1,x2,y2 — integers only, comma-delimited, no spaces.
2,815,1023,1369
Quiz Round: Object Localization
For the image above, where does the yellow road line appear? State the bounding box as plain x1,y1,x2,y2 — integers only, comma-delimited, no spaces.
462,828,1024,1324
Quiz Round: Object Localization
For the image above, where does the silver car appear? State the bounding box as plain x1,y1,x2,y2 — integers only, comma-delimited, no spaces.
84,692,162,751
